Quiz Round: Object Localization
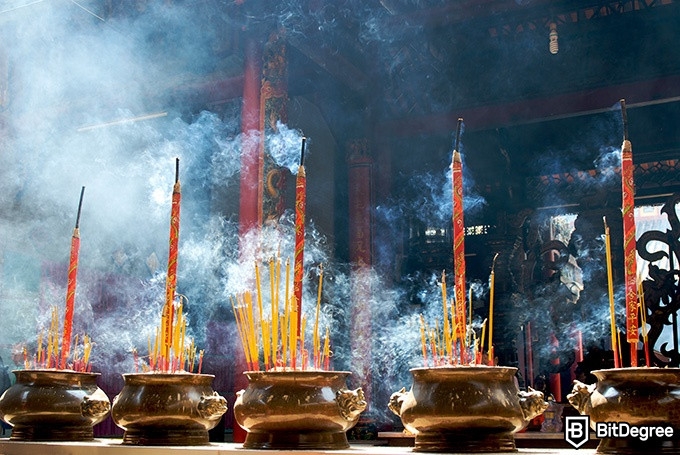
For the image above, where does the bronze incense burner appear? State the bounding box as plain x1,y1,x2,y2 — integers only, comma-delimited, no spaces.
0,369,110,441
234,370,367,450
568,367,680,454
110,372,227,446
389,366,548,452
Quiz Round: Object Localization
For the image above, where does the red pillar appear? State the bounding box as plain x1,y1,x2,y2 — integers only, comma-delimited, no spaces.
235,37,262,443
347,139,373,407
238,37,263,241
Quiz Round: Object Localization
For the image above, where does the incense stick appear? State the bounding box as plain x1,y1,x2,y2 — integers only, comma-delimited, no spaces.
603,217,620,368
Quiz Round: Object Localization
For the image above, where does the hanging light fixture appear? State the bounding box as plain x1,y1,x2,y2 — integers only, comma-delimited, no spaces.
549,21,559,54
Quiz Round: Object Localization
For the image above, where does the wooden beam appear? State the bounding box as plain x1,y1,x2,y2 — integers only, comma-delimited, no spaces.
375,74,680,135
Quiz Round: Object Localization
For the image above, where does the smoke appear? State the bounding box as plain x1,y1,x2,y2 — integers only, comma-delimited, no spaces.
0,0,638,433
386,135,486,232
0,0,252,371
267,121,306,174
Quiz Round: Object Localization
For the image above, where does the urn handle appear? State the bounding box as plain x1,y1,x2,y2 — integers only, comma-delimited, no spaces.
81,389,111,419
388,387,407,417
198,392,229,421
567,380,596,415
518,387,549,422
336,387,367,421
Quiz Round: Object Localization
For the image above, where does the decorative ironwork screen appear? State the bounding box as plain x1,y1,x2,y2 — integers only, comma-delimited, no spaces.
638,193,680,367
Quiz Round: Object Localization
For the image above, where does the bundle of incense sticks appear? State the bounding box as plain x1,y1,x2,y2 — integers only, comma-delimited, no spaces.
418,271,489,367
146,296,203,373
232,257,330,371
23,305,93,372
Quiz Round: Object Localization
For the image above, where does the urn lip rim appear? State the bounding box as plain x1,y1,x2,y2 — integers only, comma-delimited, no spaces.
243,370,352,375
592,366,680,379
121,372,215,379
242,370,353,381
12,368,101,377
409,365,518,373
592,366,677,373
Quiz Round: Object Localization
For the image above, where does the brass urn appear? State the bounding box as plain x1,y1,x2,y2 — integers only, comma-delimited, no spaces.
111,372,228,446
389,366,548,452
568,367,680,454
0,369,110,441
234,370,367,449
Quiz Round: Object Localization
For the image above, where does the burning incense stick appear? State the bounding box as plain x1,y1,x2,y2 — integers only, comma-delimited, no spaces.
488,253,498,366
163,158,181,365
603,217,620,368
60,186,85,369
620,99,639,367
294,138,307,337
451,119,467,361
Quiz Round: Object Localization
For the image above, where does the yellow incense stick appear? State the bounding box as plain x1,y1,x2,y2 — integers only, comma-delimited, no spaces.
480,318,487,352
488,253,498,364
441,271,451,359
638,280,648,342
301,316,307,368
290,303,298,369
467,287,472,348
245,291,259,370
271,258,279,365
254,262,268,368
419,314,427,363
314,265,324,368
323,326,330,368
283,259,291,366
604,217,619,367
83,335,91,365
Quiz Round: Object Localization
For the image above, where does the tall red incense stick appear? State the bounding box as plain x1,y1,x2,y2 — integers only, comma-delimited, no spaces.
163,158,181,368
620,100,639,367
294,138,307,339
451,119,466,362
60,186,85,369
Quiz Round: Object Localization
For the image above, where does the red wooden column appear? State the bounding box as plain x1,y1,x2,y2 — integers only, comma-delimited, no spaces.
238,30,289,240
347,139,374,407
238,37,263,241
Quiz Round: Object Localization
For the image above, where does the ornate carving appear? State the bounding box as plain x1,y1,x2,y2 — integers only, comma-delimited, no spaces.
261,29,289,224
638,193,680,367
336,388,367,421
346,138,371,164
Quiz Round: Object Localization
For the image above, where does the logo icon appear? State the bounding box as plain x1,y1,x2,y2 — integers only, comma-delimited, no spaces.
565,415,590,449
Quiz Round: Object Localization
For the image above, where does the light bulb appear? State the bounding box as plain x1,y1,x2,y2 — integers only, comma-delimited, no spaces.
549,22,558,54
